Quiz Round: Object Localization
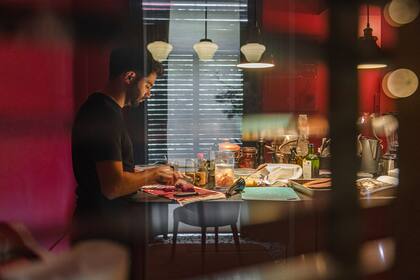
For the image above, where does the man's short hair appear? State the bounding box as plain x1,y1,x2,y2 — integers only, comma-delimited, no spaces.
109,47,163,80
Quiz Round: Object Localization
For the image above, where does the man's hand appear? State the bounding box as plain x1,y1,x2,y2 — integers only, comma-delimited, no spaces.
153,165,183,185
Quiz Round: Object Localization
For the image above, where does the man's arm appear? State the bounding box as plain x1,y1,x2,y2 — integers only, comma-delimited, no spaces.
96,161,177,200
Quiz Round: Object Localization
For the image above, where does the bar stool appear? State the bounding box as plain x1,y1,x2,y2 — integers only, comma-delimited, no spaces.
171,200,241,259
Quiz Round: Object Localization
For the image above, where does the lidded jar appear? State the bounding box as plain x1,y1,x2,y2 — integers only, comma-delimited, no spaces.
218,138,241,167
239,147,257,169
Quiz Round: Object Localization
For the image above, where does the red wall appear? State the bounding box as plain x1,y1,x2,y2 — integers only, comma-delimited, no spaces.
261,1,397,117
0,39,75,246
358,5,396,114
73,45,111,108
0,0,118,250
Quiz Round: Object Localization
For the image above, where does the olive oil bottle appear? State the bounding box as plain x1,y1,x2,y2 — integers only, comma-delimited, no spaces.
302,143,320,179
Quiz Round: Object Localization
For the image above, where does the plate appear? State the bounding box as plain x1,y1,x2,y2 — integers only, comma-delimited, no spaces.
382,71,398,99
387,68,419,98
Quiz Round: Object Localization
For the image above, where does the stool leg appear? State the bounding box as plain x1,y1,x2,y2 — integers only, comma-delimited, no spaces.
171,216,179,260
214,226,219,252
201,227,207,272
231,224,241,265
231,224,240,250
201,226,207,253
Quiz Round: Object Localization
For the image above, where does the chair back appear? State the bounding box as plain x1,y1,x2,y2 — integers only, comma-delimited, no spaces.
183,201,242,227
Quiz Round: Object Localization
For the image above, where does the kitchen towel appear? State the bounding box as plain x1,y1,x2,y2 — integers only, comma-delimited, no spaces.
241,187,300,201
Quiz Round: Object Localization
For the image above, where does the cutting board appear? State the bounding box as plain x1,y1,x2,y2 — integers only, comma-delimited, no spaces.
242,187,300,201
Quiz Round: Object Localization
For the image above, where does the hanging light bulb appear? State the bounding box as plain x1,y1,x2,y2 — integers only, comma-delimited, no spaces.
358,4,388,69
237,0,274,69
147,41,173,62
194,0,218,61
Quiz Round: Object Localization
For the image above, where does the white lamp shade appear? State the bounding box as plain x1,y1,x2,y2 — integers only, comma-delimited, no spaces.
240,43,266,63
147,41,173,62
193,40,218,61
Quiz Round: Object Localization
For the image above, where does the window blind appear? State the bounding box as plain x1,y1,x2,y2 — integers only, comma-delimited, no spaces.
143,0,247,163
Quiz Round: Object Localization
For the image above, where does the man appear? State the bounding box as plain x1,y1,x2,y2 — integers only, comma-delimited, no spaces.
72,48,178,217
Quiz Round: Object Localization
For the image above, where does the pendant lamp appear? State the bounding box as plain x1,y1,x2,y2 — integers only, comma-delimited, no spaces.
358,5,388,69
147,41,173,62
193,0,218,61
237,0,274,69
237,43,275,69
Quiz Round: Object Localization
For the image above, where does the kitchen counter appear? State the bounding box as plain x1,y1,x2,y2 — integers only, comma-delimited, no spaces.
129,185,394,246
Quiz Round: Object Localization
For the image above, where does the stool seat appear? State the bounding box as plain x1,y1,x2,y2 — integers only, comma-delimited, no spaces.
172,200,242,260
173,200,241,227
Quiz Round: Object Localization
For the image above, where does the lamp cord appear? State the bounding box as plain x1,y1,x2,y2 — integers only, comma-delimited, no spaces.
255,0,260,37
367,4,370,28
205,0,208,39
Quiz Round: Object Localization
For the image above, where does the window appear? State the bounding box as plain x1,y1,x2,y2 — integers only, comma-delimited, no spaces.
143,0,248,162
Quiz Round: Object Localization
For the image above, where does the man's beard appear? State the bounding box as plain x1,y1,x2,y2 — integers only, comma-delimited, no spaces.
127,85,141,107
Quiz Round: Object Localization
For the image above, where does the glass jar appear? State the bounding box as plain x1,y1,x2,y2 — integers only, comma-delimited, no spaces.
239,147,257,169
215,151,235,189
218,139,241,167
181,158,197,183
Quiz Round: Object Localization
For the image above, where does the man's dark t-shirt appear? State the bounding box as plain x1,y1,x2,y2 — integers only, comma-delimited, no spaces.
72,92,134,216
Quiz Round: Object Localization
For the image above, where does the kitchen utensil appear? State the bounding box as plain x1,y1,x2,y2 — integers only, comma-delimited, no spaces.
357,135,382,174
226,178,246,198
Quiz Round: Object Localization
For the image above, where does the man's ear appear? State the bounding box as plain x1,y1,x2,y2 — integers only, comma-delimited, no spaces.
123,71,137,84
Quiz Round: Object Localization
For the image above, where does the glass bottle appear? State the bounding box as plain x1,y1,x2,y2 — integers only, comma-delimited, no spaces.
256,138,265,166
289,147,297,165
196,153,208,187
296,114,309,159
302,144,320,179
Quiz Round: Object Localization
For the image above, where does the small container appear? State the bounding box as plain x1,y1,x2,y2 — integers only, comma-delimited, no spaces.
182,159,197,183
239,147,257,169
219,139,241,167
215,151,235,189
379,154,396,176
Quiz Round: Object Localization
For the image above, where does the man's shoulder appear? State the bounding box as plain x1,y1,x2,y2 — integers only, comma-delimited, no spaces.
77,93,120,119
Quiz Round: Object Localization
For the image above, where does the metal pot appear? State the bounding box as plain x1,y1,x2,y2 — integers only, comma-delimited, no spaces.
357,136,382,175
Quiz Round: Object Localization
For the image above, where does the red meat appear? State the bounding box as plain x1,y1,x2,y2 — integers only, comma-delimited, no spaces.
175,180,195,192
162,186,177,192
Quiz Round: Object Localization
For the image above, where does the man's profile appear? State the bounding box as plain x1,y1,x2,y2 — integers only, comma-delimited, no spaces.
71,47,178,218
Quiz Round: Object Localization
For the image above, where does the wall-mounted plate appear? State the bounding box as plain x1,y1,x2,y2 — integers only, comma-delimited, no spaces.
382,71,398,99
387,68,419,98
388,0,420,25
